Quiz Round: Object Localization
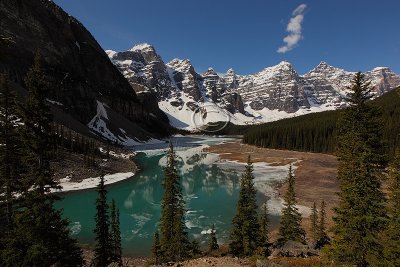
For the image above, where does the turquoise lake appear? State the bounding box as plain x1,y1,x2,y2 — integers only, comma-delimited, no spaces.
56,136,289,256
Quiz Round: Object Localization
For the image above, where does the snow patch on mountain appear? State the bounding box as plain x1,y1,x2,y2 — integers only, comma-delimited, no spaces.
107,44,400,130
88,101,163,146
130,43,153,52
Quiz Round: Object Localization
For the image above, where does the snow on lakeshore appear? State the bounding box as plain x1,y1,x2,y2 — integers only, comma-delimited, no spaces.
99,147,135,159
55,172,135,192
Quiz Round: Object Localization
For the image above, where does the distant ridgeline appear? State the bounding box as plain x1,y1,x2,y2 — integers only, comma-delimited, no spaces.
242,87,400,159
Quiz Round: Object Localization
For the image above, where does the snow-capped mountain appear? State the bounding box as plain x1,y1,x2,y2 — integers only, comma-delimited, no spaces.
107,44,400,130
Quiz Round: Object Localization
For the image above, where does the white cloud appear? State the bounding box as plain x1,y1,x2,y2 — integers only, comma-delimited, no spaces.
277,4,307,54
292,3,307,16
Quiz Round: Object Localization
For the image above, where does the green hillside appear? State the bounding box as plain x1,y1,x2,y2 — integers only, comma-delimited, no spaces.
243,87,400,158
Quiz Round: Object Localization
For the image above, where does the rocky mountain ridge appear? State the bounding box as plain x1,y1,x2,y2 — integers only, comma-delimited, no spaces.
0,0,171,145
107,44,400,129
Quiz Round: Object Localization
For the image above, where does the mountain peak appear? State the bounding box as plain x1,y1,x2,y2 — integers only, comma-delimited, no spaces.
278,60,292,67
168,58,192,66
305,61,344,75
226,68,236,75
372,66,390,72
317,61,329,67
203,67,218,76
130,43,154,52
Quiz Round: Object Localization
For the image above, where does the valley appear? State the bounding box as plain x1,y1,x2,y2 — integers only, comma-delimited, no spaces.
1,0,400,266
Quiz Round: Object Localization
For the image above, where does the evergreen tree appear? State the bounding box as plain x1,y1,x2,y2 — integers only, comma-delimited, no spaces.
208,224,219,252
159,143,190,262
5,53,83,267
151,230,162,265
229,155,261,256
278,165,305,245
190,239,201,258
380,149,400,266
94,174,111,267
110,199,122,266
18,52,57,196
0,74,21,232
258,202,270,256
310,202,319,242
328,72,387,266
0,73,23,265
318,200,327,240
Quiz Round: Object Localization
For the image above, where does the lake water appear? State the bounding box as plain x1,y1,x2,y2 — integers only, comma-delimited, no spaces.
56,136,291,256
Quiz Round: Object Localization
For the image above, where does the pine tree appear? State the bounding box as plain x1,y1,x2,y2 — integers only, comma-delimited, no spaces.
278,165,305,245
318,200,327,240
110,199,122,266
159,143,190,262
151,230,162,265
18,52,57,196
380,149,400,266
94,173,111,267
208,224,219,252
0,74,21,232
0,73,23,265
310,202,319,242
190,239,201,258
6,53,83,267
229,155,261,256
328,72,387,266
258,202,270,256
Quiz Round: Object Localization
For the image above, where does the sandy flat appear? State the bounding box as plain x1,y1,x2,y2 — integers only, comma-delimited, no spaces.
206,141,339,233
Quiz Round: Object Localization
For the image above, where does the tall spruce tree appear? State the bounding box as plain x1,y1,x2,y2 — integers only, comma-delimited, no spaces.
0,73,23,265
258,202,270,256
380,149,400,266
190,239,201,258
328,72,387,266
93,173,111,267
110,199,122,266
278,165,305,245
310,202,319,242
318,200,327,240
0,74,21,231
229,155,261,256
208,224,219,252
159,143,190,262
151,230,162,265
8,53,83,266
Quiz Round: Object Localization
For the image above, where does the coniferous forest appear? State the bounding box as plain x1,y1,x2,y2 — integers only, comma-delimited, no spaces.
243,87,400,159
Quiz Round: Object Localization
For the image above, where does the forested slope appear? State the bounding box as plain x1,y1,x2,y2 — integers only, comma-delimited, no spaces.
243,87,400,158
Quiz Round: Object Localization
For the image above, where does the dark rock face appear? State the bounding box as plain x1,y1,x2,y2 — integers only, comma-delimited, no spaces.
303,62,400,107
107,45,175,100
203,67,226,102
223,93,245,114
108,48,247,115
167,59,204,102
236,61,312,112
0,0,169,139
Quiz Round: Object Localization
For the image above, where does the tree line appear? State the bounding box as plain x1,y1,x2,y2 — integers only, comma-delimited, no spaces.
243,86,400,160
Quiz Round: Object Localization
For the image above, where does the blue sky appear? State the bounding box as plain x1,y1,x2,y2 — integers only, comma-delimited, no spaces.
54,0,400,75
